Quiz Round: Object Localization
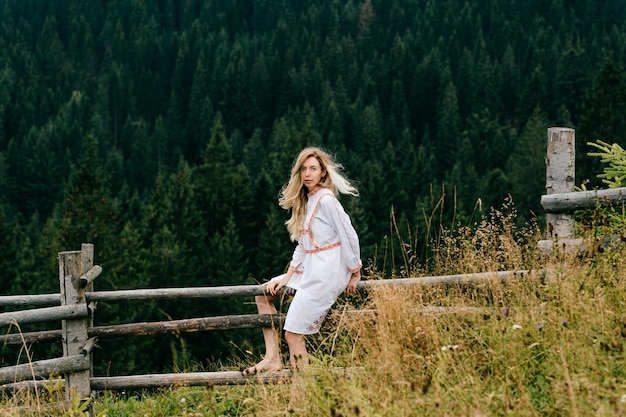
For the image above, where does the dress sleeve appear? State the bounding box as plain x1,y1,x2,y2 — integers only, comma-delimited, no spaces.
320,195,362,273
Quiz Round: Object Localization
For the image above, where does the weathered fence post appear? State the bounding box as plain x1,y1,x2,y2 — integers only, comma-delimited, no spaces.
59,245,92,401
538,127,584,253
545,127,576,238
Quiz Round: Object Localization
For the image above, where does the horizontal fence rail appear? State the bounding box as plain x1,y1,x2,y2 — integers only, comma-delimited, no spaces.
0,355,90,386
90,370,293,390
0,294,61,308
0,314,282,346
541,187,626,213
0,269,533,309
89,313,282,339
0,304,88,328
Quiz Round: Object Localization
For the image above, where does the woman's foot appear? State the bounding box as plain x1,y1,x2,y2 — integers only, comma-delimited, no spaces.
242,357,282,376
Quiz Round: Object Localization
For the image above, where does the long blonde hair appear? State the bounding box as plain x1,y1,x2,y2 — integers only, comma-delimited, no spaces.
279,147,358,241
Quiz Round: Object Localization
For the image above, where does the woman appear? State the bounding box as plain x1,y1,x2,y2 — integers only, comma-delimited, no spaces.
243,147,362,375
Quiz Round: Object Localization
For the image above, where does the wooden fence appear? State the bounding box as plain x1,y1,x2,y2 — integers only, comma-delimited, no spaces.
538,127,626,253
0,243,531,410
0,127,623,411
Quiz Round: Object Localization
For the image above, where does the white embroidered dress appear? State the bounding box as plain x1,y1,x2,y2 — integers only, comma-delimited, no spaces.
282,187,362,335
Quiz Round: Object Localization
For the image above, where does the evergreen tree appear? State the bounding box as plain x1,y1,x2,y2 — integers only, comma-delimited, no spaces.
186,48,214,164
556,37,590,126
578,54,626,185
39,133,119,295
141,158,205,289
254,204,292,283
517,65,549,129
507,107,549,224
192,114,255,271
0,152,7,204
5,128,61,219
0,207,16,295
435,79,462,176
354,100,384,158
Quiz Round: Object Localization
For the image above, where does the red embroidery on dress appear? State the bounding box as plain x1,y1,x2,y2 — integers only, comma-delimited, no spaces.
306,192,333,248
288,265,304,274
306,310,328,332
307,187,324,197
305,241,341,253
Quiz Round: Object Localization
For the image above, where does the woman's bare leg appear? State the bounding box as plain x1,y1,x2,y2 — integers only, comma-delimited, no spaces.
242,295,283,375
285,331,309,411
285,331,309,371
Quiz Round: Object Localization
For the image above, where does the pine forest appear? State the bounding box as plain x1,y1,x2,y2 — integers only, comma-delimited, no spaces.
0,0,626,375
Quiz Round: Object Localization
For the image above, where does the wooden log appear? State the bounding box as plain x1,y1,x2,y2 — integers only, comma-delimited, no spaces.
0,294,61,308
541,187,626,213
0,329,62,345
0,304,87,327
86,284,271,302
0,315,274,345
80,265,102,288
89,313,283,339
537,238,586,255
90,370,292,390
545,127,576,239
359,269,531,288
85,270,531,303
0,354,90,385
0,378,64,393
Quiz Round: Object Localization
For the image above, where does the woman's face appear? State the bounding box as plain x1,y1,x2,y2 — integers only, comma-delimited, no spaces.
300,156,326,192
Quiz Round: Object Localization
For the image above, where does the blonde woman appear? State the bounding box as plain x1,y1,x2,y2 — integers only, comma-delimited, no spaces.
243,147,362,376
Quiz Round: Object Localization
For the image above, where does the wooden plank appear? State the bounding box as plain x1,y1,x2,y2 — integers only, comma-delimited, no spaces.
90,370,292,390
0,304,87,327
0,354,90,385
541,187,626,213
89,313,283,339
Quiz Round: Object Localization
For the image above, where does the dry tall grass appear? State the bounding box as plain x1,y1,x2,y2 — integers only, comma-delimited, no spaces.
243,203,626,416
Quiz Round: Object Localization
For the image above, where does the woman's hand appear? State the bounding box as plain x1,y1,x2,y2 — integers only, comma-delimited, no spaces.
264,273,291,296
344,271,361,295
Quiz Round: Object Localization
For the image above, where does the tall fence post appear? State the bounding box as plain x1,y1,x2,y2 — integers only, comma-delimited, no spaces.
545,127,576,239
59,245,92,401
538,127,584,253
